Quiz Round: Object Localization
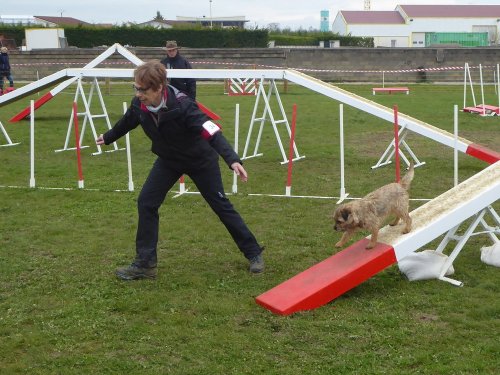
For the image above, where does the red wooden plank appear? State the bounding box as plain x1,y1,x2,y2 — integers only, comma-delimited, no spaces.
462,106,485,113
466,144,500,164
196,101,221,121
9,92,54,122
255,239,396,315
373,87,409,94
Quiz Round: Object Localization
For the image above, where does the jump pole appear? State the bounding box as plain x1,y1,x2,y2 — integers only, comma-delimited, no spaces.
29,100,35,188
73,102,84,189
285,104,297,197
232,103,239,194
123,102,134,191
393,105,400,182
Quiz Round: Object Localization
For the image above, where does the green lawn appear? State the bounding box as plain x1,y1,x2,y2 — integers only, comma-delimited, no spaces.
0,82,499,374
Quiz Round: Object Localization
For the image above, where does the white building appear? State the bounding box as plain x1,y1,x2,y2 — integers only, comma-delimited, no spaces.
332,4,500,47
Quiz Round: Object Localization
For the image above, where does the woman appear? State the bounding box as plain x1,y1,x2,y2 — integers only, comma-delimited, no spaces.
96,60,264,280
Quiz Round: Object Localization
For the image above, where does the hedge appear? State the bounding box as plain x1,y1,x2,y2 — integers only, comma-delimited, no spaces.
0,25,373,49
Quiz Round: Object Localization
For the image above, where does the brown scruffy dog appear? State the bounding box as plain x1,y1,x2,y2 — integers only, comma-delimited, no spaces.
333,162,414,249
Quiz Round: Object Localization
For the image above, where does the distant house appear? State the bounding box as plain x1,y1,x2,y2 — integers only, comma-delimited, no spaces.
0,15,90,27
175,16,248,28
135,19,191,29
33,16,91,27
133,16,248,29
332,5,500,47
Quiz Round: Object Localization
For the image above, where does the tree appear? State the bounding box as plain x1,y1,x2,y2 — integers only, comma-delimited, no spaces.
154,11,164,21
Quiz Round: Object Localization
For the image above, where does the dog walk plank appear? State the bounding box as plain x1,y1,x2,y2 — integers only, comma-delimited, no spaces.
255,239,396,315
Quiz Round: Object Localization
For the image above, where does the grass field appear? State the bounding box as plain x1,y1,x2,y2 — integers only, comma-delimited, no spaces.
0,81,499,374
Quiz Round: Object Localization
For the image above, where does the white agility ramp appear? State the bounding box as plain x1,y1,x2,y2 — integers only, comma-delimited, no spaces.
379,161,499,258
257,161,500,315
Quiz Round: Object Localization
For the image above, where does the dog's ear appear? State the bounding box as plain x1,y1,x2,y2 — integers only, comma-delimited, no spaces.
344,207,360,226
340,207,351,222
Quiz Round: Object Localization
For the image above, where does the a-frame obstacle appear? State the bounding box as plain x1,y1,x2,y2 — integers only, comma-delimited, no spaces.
256,160,500,315
9,43,143,155
9,43,143,123
54,76,123,155
371,124,426,170
242,77,305,164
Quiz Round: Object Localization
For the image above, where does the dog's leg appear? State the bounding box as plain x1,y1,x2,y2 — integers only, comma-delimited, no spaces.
389,216,400,226
366,228,379,249
335,231,354,248
402,214,412,234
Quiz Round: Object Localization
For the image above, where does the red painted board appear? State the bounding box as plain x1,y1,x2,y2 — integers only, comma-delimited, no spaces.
467,144,500,164
9,92,54,122
462,107,485,113
255,239,396,315
196,101,221,121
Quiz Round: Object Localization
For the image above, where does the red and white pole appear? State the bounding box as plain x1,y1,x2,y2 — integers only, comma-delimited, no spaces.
393,104,400,183
73,102,84,189
285,104,297,196
179,175,185,194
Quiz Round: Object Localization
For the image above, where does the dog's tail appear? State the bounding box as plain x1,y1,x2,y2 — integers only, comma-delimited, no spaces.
400,161,414,190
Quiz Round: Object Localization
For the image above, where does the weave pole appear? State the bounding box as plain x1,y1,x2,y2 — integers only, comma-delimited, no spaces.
123,102,134,191
453,105,459,187
232,103,240,194
179,175,186,194
285,104,297,197
29,100,35,188
393,105,400,183
73,102,84,189
337,104,349,203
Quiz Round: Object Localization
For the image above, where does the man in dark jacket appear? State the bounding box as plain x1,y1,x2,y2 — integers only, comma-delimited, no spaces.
160,40,196,100
96,60,264,280
0,47,14,95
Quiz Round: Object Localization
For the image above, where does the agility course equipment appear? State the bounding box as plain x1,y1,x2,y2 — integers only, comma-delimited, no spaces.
29,101,35,188
226,78,258,96
2,64,498,165
462,63,500,116
7,43,143,121
72,102,85,189
54,76,123,155
372,87,409,95
336,104,349,203
256,161,500,315
285,104,298,196
1,52,499,193
242,77,305,164
0,119,19,147
371,106,426,170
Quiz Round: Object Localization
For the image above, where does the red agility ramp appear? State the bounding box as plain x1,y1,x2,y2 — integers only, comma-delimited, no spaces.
256,239,396,315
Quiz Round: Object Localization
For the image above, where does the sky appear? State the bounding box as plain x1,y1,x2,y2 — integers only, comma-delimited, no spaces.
3,0,499,30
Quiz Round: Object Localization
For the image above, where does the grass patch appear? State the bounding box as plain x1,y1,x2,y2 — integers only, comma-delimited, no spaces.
0,82,499,374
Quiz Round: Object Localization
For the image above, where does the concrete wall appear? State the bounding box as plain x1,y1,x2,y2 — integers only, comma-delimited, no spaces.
7,46,500,84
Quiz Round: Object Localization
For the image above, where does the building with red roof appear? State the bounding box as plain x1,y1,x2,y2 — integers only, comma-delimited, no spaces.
332,5,500,47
